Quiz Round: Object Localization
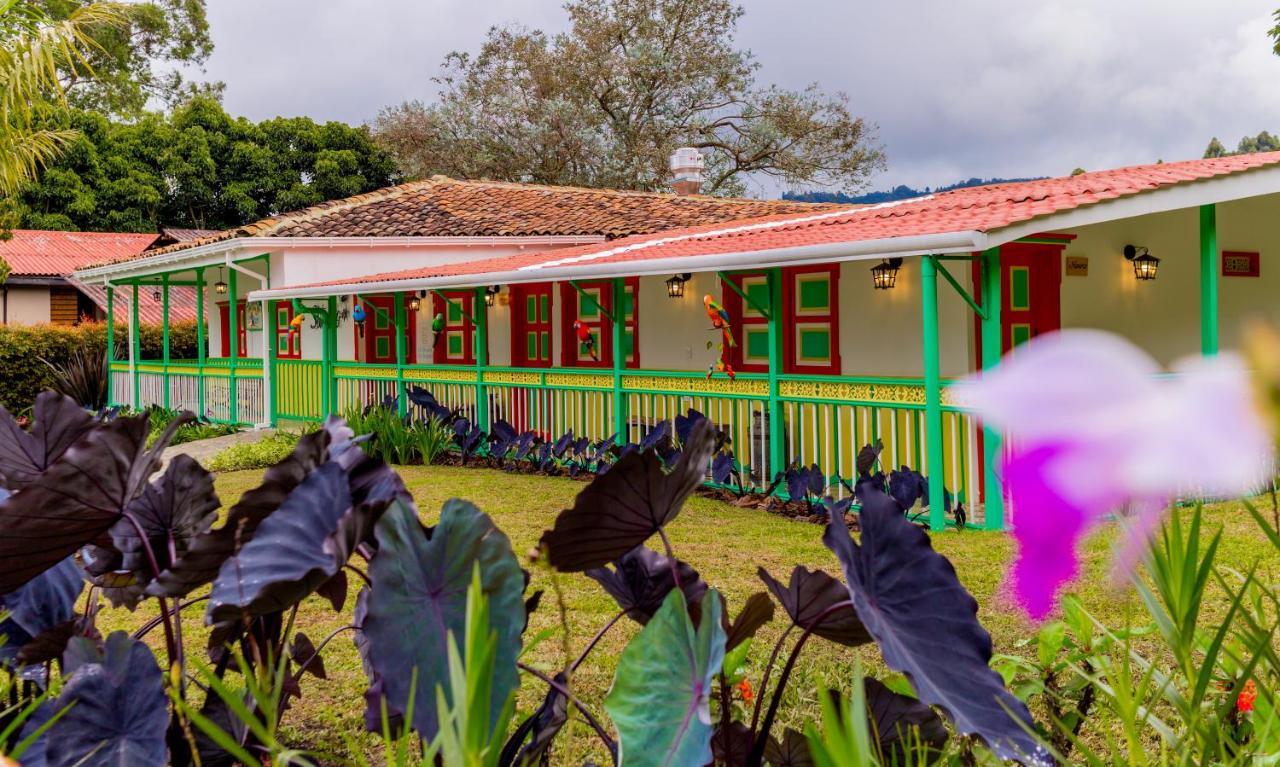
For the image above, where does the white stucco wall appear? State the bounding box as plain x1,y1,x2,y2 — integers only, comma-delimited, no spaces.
1058,192,1280,366
2,286,51,325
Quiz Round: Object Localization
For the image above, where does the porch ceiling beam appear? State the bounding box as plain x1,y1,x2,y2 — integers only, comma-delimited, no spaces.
568,280,616,323
930,256,987,320
716,271,772,320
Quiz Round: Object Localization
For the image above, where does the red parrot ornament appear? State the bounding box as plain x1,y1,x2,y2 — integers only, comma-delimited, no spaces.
703,294,736,347
572,320,599,361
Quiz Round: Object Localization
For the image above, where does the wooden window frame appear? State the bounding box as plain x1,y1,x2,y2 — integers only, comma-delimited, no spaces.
273,300,301,359
558,278,639,369
510,283,554,367
720,265,841,375
431,290,476,365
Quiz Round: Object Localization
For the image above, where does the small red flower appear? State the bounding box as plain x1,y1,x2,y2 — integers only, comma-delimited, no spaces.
1237,679,1257,714
737,678,754,705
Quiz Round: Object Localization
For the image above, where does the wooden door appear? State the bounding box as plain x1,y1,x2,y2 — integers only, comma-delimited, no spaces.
359,295,415,364
1000,243,1062,352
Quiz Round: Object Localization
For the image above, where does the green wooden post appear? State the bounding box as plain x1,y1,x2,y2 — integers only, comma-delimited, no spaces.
920,256,946,532
325,296,337,418
474,287,489,432
394,291,408,417
161,274,170,409
195,268,205,418
266,297,278,425
130,283,140,409
228,268,238,423
1200,204,1219,356
611,277,626,439
979,247,1005,530
767,267,785,480
105,285,115,407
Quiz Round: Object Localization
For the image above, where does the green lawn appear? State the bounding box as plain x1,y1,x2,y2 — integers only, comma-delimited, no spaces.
96,464,1280,765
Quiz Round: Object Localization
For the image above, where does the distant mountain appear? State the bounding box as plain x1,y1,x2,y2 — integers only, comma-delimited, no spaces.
784,176,1047,205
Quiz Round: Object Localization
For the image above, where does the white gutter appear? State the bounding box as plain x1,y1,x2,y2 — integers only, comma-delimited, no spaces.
248,230,989,301
72,235,607,283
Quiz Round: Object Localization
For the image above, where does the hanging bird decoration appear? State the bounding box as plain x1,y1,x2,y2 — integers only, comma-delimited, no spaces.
431,312,445,346
572,320,599,361
352,303,367,337
706,357,736,381
703,295,736,348
287,312,305,341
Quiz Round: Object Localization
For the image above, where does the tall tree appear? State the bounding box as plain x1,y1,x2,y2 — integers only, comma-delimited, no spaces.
1203,131,1280,158
38,0,215,116
16,95,400,232
374,0,884,196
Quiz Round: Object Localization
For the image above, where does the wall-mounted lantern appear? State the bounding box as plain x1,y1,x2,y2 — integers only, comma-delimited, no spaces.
408,290,424,312
214,267,228,295
485,285,501,307
1124,244,1159,281
151,288,161,302
665,273,692,298
871,258,902,290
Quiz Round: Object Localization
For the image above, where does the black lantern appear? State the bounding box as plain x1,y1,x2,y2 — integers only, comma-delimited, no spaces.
214,267,228,295
871,258,902,290
408,290,423,312
665,273,692,298
151,288,161,302
1124,245,1159,281
485,285,501,307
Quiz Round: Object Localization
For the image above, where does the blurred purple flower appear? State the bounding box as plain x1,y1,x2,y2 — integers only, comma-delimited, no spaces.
961,330,1273,620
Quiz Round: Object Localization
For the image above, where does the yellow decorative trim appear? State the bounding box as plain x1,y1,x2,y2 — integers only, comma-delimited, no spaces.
403,367,477,383
778,379,954,406
334,366,396,380
545,372,612,389
622,375,768,396
484,370,543,385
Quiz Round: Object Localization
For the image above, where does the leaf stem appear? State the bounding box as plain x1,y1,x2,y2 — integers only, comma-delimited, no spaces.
121,512,182,689
571,610,625,672
745,599,853,767
657,526,682,591
518,661,618,765
750,622,794,733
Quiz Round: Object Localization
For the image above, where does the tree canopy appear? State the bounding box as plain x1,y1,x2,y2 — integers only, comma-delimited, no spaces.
37,0,216,116
15,96,400,232
374,0,884,196
1203,131,1280,158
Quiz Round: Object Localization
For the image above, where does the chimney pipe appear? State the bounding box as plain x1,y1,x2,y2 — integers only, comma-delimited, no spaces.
669,147,705,195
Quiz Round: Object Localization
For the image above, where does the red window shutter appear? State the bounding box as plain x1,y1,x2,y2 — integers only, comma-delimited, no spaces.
431,290,476,365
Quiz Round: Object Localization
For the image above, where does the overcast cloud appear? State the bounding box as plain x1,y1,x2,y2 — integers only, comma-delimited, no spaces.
197,0,1280,195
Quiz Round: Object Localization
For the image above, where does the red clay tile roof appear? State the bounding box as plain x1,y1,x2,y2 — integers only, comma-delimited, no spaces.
88,176,840,267
2,230,159,277
67,277,197,325
149,227,221,249
285,152,1280,290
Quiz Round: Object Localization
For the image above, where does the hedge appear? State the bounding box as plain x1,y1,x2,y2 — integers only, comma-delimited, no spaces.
0,320,202,413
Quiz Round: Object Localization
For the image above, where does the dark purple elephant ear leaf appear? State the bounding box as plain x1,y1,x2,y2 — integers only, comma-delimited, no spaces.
105,454,220,581
0,556,83,666
146,422,339,598
0,411,178,594
757,566,870,647
501,673,571,767
725,591,774,652
0,391,96,490
362,499,525,741
22,631,168,766
856,440,883,478
585,546,707,626
540,418,715,571
764,727,814,767
823,489,1050,765
864,677,949,765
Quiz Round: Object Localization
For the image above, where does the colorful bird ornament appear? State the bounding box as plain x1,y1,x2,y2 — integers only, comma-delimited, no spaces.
352,303,366,337
287,312,305,339
572,320,599,361
703,295,736,347
431,312,445,345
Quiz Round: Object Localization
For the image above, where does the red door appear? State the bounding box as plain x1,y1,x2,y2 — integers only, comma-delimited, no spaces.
218,301,246,358
511,283,553,367
971,242,1063,359
357,295,416,364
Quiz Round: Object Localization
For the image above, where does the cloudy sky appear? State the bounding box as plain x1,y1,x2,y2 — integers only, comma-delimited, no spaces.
196,0,1280,196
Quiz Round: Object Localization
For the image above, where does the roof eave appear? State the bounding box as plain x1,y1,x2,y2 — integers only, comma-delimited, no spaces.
248,230,989,301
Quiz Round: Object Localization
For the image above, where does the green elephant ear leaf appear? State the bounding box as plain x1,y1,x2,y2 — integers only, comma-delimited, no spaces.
360,499,525,741
605,588,725,767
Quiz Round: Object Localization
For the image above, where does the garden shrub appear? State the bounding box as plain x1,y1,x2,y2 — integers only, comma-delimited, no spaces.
0,320,201,412
344,402,455,466
204,430,302,472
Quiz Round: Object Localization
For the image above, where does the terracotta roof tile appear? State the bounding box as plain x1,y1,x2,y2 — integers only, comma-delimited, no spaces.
1,230,158,277
93,177,839,267
289,152,1280,290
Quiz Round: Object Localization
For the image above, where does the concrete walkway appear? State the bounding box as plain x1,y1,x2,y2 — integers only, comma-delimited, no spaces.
160,428,276,469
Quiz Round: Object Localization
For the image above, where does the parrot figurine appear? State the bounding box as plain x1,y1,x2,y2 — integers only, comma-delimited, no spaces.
431,312,445,345
706,357,737,381
572,320,599,361
352,303,366,337
287,312,304,339
703,295,736,347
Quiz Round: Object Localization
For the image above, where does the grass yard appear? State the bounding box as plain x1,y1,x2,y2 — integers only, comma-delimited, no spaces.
96,464,1280,765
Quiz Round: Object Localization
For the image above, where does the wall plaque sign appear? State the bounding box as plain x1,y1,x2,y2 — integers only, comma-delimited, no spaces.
1222,251,1260,277
1064,256,1088,276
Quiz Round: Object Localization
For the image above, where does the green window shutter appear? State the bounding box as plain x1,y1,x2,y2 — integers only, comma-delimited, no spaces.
1010,267,1030,311
798,327,831,362
540,295,550,321
540,331,550,359
744,279,769,317
745,327,770,363
1011,323,1032,348
622,287,635,319
526,296,537,323
579,290,600,319
623,329,635,358
447,333,463,356
526,333,537,360
277,335,288,354
797,275,830,312
375,310,389,330
375,336,390,358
